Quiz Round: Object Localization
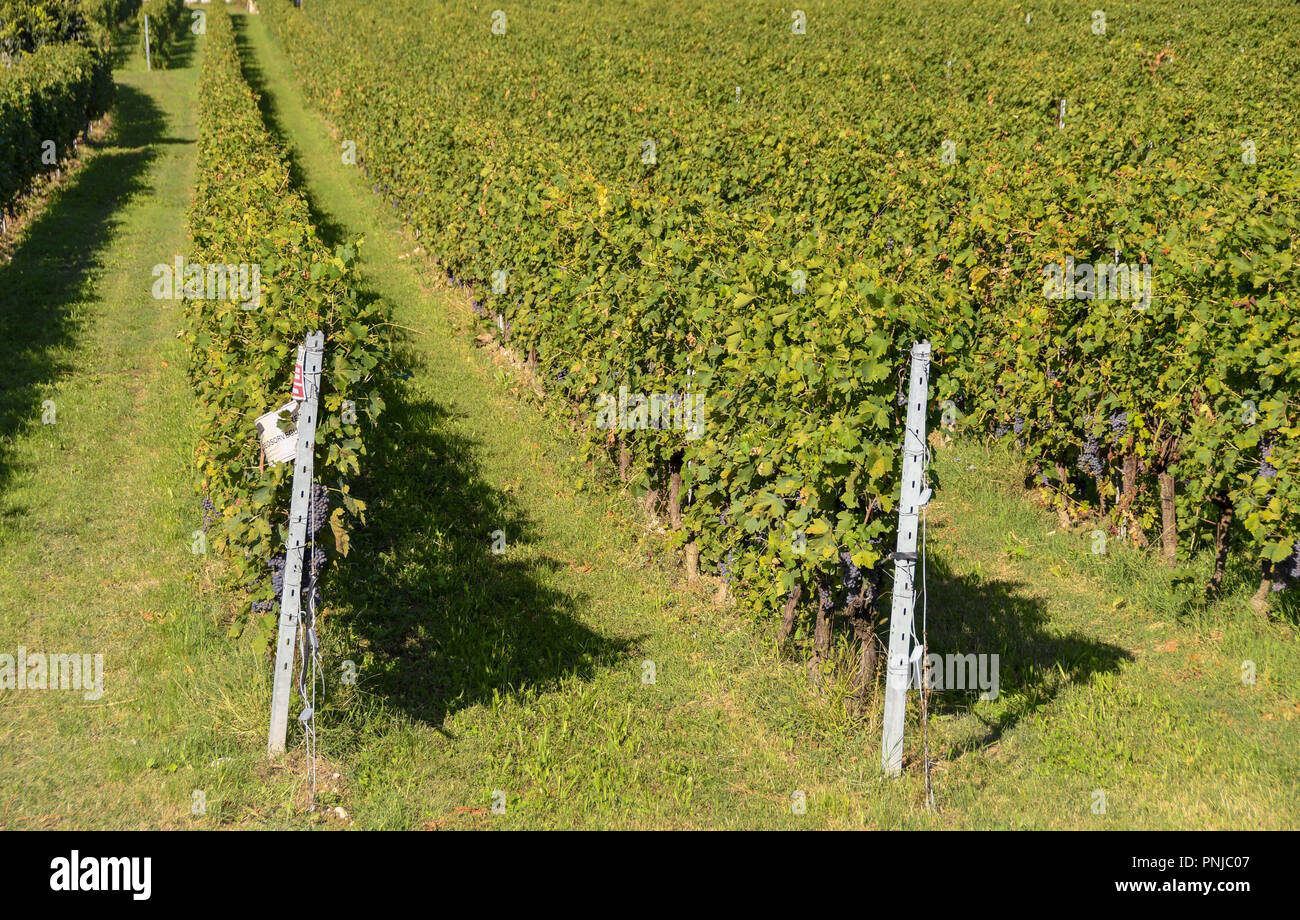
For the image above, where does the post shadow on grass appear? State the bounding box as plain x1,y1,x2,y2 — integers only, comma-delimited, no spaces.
321,354,634,731
904,551,1130,757
0,82,180,498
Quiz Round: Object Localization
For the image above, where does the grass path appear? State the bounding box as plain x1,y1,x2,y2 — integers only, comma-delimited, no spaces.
0,28,310,829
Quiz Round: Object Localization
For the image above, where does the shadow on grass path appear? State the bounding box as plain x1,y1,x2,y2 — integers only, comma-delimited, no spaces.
230,15,635,731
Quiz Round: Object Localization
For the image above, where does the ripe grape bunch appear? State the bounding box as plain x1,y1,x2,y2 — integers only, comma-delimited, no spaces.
1259,439,1277,481
268,554,286,595
840,550,863,596
839,549,880,609
1076,435,1103,478
1109,411,1128,435
1271,541,1300,593
201,495,215,531
309,482,329,535
253,555,289,614
258,542,327,612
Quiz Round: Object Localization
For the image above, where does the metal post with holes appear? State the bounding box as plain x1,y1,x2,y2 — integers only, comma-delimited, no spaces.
268,331,324,756
881,340,932,776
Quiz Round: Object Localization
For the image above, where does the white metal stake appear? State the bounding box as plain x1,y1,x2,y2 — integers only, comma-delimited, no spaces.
268,331,325,756
144,14,152,72
882,340,931,776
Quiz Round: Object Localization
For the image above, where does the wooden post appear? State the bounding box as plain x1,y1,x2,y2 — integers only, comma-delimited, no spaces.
1159,471,1177,563
777,584,801,645
882,341,931,776
685,542,699,580
668,452,683,529
1206,496,1234,597
618,440,631,480
268,332,325,756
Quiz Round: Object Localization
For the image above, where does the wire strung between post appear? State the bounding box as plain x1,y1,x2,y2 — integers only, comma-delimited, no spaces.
904,425,936,809
292,493,326,810
921,499,935,811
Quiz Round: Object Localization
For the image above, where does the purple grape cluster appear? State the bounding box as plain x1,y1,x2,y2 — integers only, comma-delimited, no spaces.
1259,439,1277,481
201,495,215,531
263,542,327,607
1013,414,1025,435
269,555,286,596
1076,435,1103,477
1271,541,1300,592
309,483,329,536
719,548,735,585
839,550,863,596
1108,410,1128,434
994,420,1011,438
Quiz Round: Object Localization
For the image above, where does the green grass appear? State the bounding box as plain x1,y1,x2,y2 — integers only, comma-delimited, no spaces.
0,24,308,829
918,441,1299,827
0,13,1293,831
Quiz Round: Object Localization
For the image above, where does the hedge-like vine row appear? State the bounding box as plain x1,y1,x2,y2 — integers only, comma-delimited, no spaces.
262,0,1298,622
1,0,112,56
0,41,112,218
79,0,143,36
187,3,387,627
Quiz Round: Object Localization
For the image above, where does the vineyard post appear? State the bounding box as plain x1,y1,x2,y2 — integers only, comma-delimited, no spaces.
144,15,151,72
268,331,325,757
882,340,932,776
